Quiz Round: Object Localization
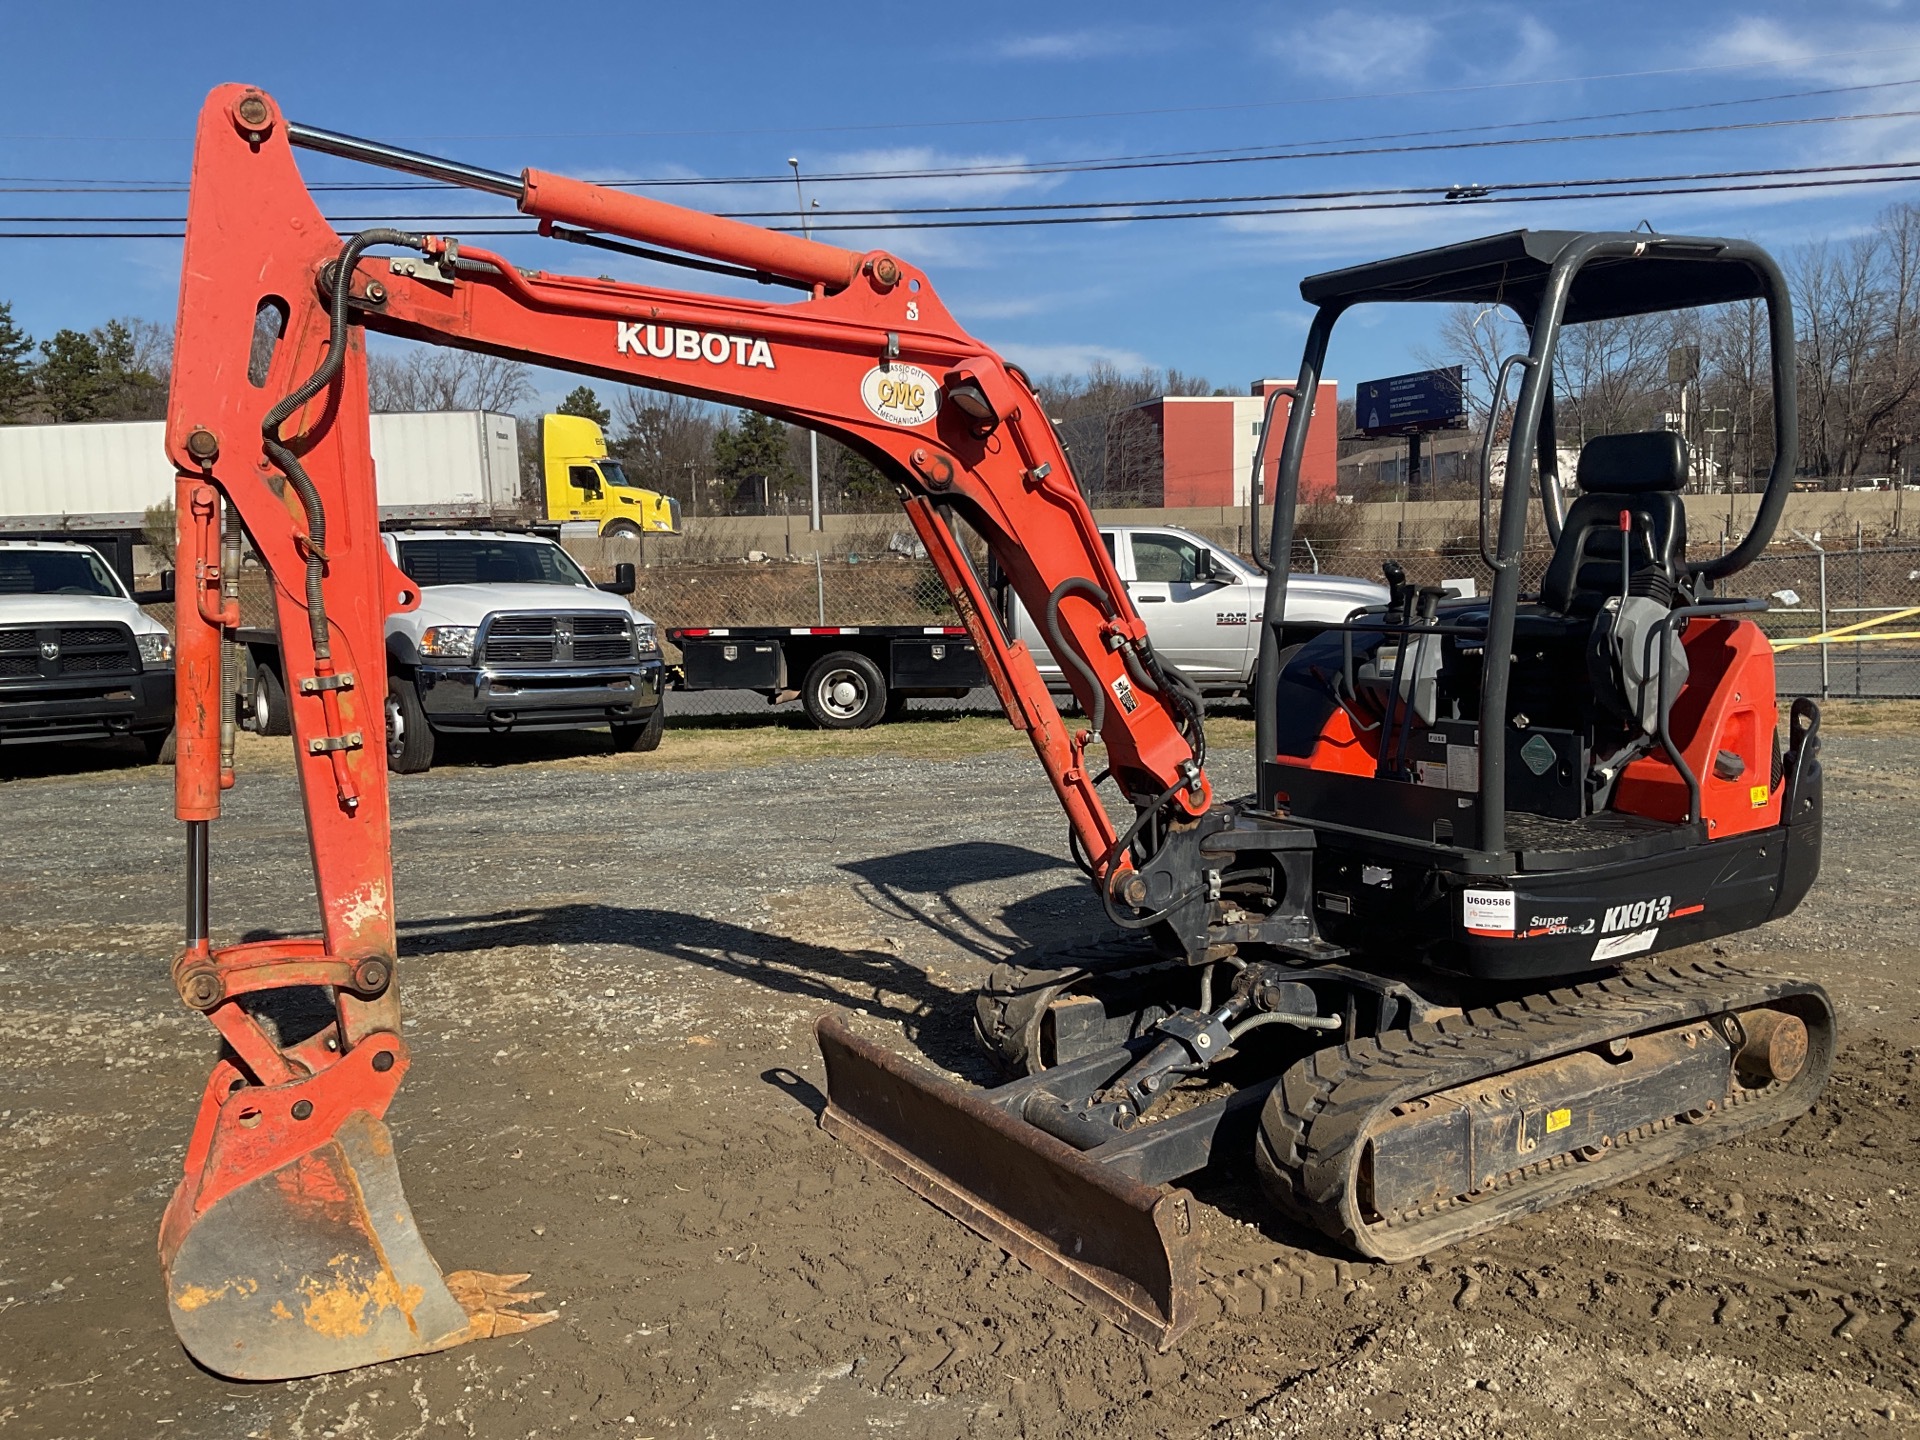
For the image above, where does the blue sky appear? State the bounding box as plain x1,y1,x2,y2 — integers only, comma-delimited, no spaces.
5,0,1920,408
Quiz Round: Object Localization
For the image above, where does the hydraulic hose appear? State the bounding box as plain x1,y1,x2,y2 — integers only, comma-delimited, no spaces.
1123,643,1207,774
259,228,427,661
1043,576,1118,740
1099,779,1206,931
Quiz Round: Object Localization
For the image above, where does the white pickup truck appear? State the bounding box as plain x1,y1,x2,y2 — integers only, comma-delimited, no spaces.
1010,525,1389,696
240,529,666,772
0,539,175,761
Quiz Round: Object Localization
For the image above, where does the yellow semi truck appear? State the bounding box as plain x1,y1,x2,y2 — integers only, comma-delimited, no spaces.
541,413,682,537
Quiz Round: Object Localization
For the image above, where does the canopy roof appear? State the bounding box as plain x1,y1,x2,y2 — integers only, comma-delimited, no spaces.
1299,230,1773,323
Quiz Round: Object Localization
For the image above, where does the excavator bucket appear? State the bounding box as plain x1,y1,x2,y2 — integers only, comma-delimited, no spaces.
157,1040,555,1380
816,1014,1198,1349
161,1110,474,1380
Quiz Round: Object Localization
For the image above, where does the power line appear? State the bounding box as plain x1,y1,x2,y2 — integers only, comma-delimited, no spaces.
664,105,1920,187
7,78,1920,196
8,169,1920,242
792,173,1920,231
13,159,1920,226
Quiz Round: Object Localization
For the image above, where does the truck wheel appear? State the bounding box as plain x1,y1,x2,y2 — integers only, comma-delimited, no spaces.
384,674,435,774
602,520,643,540
252,660,290,736
801,651,887,730
612,705,665,753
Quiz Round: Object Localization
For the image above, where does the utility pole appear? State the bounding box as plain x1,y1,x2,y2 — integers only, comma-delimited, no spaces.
790,157,823,533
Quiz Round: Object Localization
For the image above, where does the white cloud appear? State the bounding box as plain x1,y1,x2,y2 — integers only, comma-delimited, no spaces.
1274,8,1439,85
1720,15,1920,85
1714,16,1920,166
1269,5,1562,88
1503,14,1560,77
995,27,1170,61
993,341,1152,376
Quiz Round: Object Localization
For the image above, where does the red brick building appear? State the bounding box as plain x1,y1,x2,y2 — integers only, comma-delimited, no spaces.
1136,379,1341,508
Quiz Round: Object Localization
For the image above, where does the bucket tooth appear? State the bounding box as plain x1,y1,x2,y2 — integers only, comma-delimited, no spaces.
817,1013,1197,1349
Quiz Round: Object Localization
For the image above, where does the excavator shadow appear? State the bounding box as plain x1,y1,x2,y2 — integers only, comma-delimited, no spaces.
837,841,1096,964
393,898,1013,1077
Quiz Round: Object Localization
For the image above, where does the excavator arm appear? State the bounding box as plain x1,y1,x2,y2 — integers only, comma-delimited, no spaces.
159,83,1211,1378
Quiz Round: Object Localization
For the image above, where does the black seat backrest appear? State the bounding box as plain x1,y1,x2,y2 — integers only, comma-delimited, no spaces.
1540,432,1689,616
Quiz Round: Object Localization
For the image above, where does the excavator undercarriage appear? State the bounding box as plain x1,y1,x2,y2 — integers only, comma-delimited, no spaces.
158,85,1834,1377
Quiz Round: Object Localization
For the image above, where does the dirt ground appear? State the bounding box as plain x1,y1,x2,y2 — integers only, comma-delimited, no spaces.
1,711,1917,1440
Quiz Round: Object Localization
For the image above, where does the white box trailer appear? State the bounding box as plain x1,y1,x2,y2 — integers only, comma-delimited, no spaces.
0,411,522,530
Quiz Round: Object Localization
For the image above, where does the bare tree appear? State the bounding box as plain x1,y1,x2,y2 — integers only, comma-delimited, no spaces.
1426,305,1528,429
367,348,532,413
1698,299,1775,487
1552,312,1667,444
610,388,721,512
1032,363,1214,506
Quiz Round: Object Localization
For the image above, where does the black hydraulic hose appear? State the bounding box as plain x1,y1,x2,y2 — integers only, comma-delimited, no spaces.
1099,780,1205,931
1044,576,1118,739
260,227,427,660
1138,645,1207,772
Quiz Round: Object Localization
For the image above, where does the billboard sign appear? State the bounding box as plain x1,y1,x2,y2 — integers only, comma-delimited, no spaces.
1356,367,1466,436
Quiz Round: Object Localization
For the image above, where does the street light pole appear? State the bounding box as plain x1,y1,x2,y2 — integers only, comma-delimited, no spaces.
789,157,822,534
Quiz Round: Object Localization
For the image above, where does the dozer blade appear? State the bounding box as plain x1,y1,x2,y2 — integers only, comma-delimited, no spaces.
162,1109,551,1380
816,1013,1198,1349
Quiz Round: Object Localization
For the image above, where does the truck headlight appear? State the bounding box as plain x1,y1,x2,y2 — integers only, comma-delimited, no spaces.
420,625,477,658
633,623,659,654
136,632,173,665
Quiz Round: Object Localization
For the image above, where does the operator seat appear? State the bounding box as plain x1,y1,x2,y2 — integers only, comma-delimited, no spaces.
1536,431,1692,740
1540,431,1689,614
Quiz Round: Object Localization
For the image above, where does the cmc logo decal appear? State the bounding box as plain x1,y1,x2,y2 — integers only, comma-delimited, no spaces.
861,364,940,427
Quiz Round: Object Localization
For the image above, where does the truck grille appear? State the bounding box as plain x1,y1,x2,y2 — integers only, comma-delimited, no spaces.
481,615,633,667
0,624,137,680
570,615,634,662
483,616,554,665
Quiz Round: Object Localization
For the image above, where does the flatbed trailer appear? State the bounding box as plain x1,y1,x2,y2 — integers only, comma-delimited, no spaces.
668,623,986,729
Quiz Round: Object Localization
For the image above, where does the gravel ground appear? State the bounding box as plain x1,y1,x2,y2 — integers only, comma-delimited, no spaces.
0,718,1916,1439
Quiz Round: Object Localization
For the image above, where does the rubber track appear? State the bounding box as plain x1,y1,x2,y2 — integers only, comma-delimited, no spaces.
1251,959,1835,1262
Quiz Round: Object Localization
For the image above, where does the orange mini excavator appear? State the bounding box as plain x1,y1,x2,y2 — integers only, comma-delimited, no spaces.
160,85,1831,1377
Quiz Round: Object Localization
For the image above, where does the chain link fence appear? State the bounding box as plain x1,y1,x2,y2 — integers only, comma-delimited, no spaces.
1279,539,1920,701
155,530,1915,725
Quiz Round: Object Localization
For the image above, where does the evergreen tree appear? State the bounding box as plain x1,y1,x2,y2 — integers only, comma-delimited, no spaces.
36,328,106,422
556,384,611,428
0,302,34,422
92,318,167,420
712,408,798,511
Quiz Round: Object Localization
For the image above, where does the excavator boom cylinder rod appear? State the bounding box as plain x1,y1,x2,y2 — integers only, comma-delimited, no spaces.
286,122,524,198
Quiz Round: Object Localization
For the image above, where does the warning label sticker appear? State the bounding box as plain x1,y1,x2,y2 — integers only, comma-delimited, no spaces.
1462,889,1516,937
1592,927,1659,962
